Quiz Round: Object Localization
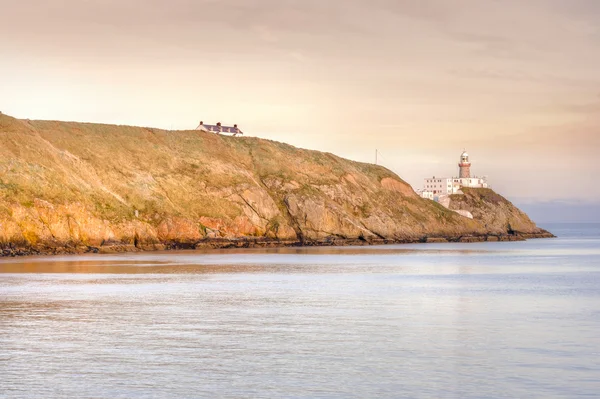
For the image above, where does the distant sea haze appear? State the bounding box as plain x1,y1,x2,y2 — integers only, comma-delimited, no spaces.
516,202,600,224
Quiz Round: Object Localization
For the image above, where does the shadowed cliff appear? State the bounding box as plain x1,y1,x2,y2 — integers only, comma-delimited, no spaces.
0,113,552,255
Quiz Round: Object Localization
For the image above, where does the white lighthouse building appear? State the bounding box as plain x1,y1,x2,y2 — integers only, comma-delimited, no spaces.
418,151,488,200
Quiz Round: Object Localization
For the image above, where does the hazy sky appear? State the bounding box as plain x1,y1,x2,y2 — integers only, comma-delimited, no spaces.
1,0,599,206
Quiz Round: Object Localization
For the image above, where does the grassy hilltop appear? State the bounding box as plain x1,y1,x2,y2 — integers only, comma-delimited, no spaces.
0,113,551,254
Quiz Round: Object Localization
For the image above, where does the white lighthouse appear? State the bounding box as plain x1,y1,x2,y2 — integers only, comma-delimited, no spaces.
458,151,471,178
417,150,489,200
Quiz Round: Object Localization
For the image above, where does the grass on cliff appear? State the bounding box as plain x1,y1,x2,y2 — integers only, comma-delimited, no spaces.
458,187,506,205
0,114,406,226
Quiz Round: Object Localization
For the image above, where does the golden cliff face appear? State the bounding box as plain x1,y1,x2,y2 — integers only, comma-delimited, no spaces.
448,188,551,237
0,114,551,255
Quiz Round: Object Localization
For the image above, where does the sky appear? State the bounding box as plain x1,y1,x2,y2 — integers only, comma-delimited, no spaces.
1,0,599,221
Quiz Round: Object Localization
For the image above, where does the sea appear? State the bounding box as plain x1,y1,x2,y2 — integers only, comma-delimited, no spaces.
1,223,599,398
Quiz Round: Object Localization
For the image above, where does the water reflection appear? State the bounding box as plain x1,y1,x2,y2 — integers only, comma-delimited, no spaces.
1,232,600,398
0,242,543,275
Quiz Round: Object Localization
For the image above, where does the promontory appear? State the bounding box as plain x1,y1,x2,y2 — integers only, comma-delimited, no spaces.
0,113,552,256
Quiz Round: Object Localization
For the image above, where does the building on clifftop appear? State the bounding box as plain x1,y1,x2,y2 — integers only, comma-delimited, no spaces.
417,150,488,201
196,121,243,136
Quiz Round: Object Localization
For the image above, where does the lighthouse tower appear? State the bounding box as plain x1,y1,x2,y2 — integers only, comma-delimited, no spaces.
458,151,471,178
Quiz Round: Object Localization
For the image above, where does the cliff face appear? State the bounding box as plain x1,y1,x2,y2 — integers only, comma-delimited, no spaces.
448,188,551,238
0,114,551,255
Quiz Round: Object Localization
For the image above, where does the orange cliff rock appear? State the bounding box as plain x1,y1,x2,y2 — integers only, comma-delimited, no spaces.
0,113,552,256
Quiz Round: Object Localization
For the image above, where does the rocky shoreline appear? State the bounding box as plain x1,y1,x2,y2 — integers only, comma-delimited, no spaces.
0,231,555,257
0,114,553,257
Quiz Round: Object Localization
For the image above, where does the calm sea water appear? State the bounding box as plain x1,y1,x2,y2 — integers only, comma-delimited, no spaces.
1,223,599,398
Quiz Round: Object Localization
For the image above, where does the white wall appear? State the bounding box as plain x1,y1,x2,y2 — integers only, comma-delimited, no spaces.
459,177,488,188
423,177,454,195
420,190,434,200
423,177,463,195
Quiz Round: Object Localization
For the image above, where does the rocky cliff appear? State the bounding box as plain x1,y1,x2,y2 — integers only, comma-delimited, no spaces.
0,113,552,255
448,188,552,240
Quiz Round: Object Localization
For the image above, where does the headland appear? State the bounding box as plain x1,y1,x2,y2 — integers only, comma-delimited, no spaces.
0,113,552,256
